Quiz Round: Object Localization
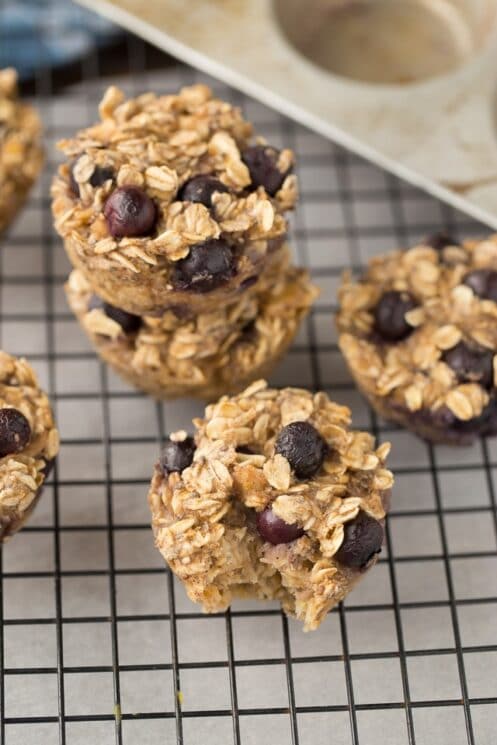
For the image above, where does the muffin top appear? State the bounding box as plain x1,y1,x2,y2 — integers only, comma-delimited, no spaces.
338,234,497,424
152,379,391,571
51,84,297,281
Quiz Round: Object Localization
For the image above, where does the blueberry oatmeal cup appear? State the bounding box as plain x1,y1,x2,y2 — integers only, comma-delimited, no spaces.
51,84,296,316
148,380,392,630
66,245,318,400
0,68,44,236
337,233,497,445
0,351,59,541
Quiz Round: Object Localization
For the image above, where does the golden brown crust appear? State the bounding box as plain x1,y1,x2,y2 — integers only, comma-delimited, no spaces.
52,84,297,315
65,245,318,400
148,381,393,630
0,69,44,236
0,351,59,541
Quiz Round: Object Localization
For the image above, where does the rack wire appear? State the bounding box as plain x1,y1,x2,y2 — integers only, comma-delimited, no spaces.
1,4,497,744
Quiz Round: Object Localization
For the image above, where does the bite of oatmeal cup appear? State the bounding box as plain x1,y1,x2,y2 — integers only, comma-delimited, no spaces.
148,380,392,631
337,233,497,445
0,351,59,541
51,84,297,316
0,69,44,236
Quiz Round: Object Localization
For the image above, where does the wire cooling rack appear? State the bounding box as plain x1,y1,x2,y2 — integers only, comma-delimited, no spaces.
1,7,497,745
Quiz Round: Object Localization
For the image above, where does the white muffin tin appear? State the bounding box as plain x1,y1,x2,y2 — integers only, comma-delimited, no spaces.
78,0,497,228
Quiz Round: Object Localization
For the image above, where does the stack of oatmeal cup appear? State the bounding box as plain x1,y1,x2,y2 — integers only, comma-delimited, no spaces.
51,84,317,399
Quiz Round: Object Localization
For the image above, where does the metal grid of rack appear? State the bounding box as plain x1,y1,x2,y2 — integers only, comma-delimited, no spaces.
0,5,496,744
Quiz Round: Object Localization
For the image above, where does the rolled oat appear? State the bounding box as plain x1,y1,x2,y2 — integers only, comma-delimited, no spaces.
148,381,393,631
0,351,59,540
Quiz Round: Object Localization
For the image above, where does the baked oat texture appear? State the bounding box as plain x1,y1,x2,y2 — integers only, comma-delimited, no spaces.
51,84,297,315
0,351,59,541
337,235,497,445
0,68,44,236
65,245,318,400
148,380,393,631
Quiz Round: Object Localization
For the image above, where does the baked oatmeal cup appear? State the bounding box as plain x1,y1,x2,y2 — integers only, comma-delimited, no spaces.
148,381,392,630
337,233,497,445
0,351,59,541
52,84,297,316
66,245,318,400
0,69,44,236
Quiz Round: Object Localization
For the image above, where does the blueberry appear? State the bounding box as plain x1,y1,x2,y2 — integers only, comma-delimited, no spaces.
240,319,256,339
88,295,141,334
104,186,157,238
374,290,417,342
463,269,497,303
236,445,256,454
275,421,327,479
430,397,497,435
172,239,235,293
442,341,494,389
477,396,497,437
335,511,384,568
239,275,258,291
179,175,229,207
69,159,114,197
242,144,289,196
104,306,141,334
425,232,459,251
0,408,32,457
256,508,304,545
160,436,196,475
69,163,79,196
90,166,114,188
42,458,55,479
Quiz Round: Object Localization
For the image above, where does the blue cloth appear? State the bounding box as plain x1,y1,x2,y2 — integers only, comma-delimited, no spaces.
0,0,120,78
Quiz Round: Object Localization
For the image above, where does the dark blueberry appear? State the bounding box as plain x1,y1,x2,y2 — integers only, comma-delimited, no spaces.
69,162,79,196
90,165,114,188
242,144,289,196
104,305,141,334
104,186,157,238
172,239,235,293
463,269,497,303
405,400,497,444
43,458,55,479
275,421,327,479
239,275,258,291
0,408,32,457
240,318,257,338
478,396,497,437
179,175,229,207
421,404,458,431
427,397,497,438
442,342,494,389
459,398,497,433
160,436,196,475
236,445,256,454
69,160,114,196
374,290,417,342
425,232,459,251
256,508,304,545
88,295,141,334
335,511,384,569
